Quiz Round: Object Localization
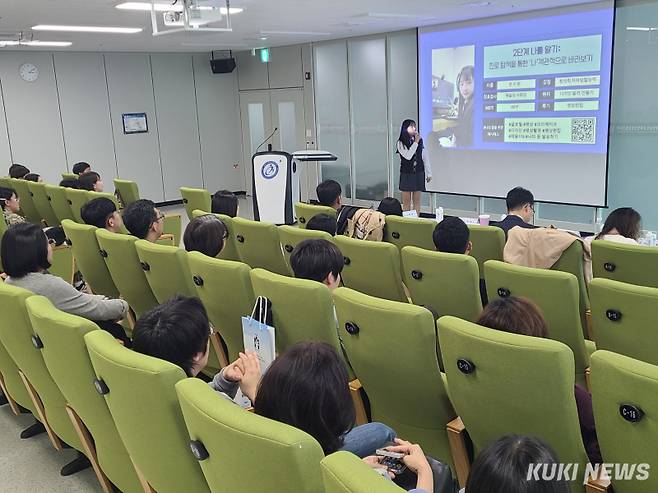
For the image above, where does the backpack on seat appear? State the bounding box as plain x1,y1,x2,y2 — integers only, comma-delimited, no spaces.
345,209,386,242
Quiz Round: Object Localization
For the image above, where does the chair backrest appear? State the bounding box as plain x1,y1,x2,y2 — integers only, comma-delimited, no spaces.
26,296,142,493
85,330,210,493
66,187,90,223
591,239,658,288
383,216,436,251
321,451,405,493
332,235,407,302
62,220,120,299
294,202,337,228
333,287,455,467
231,217,290,275
134,240,196,303
61,172,77,180
590,350,658,493
589,278,658,366
551,240,590,327
113,179,140,207
439,316,589,489
27,181,59,226
187,251,254,362
278,225,332,270
49,244,75,284
10,178,42,224
467,225,505,278
485,260,590,384
191,210,240,262
402,246,482,322
162,214,182,247
176,378,325,493
95,229,158,318
87,191,121,210
180,187,211,221
44,184,75,223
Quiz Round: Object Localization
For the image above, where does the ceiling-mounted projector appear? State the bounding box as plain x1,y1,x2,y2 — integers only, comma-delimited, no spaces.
151,0,233,35
163,6,223,27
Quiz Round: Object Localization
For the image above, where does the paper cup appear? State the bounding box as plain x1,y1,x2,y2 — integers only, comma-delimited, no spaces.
478,214,490,226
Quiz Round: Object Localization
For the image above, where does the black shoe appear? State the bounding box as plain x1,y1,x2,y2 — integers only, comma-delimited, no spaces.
60,452,91,476
20,421,46,439
0,392,7,406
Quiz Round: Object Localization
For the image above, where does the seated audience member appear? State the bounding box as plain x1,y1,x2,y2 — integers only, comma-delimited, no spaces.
316,179,342,211
586,207,641,246
305,213,337,236
8,164,30,179
364,439,435,493
122,199,164,242
1,187,25,226
477,297,601,465
290,239,343,291
59,178,80,189
211,190,239,217
72,162,91,176
78,171,104,192
377,197,403,217
132,295,261,402
183,214,227,258
255,341,396,457
2,223,129,343
81,197,123,233
492,187,537,238
23,173,42,183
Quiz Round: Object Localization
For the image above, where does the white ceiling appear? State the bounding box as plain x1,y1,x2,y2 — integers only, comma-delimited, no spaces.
0,0,604,53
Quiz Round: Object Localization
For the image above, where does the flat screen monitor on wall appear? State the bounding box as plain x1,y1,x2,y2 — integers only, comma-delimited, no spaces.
418,1,615,207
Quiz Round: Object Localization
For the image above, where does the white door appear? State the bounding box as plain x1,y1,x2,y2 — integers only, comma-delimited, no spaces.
239,91,272,194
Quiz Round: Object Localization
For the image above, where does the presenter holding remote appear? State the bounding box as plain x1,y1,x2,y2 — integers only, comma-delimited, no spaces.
397,119,432,216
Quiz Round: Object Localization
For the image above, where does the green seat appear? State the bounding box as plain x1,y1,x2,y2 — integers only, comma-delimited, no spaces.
62,220,119,298
0,176,12,189
294,202,337,228
45,184,75,223
10,178,42,224
590,351,658,493
231,217,290,275
332,235,407,302
187,252,254,362
61,172,77,180
66,188,90,223
278,225,332,270
591,239,658,288
180,187,211,221
0,216,6,272
87,191,121,210
467,225,505,278
402,246,482,322
439,316,590,490
95,229,158,318
321,451,405,493
162,214,183,247
383,216,436,252
333,287,456,469
26,296,142,493
191,210,240,262
589,278,658,366
134,240,196,302
27,181,59,226
176,378,325,493
50,245,75,284
551,241,591,330
113,179,140,207
485,260,591,386
85,330,210,493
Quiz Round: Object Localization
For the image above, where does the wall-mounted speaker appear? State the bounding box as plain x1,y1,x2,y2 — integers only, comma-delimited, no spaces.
210,58,236,74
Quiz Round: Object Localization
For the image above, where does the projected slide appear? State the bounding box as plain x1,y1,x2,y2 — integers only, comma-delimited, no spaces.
418,3,614,206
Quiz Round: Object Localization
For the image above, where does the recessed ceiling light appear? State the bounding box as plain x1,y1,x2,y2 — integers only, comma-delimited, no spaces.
626,26,657,31
32,25,142,34
115,2,243,14
0,40,20,47
259,36,268,40
21,40,74,47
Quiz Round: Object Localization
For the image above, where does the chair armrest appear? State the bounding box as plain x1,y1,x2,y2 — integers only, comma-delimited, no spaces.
447,417,470,489
585,367,592,392
156,234,175,246
585,309,594,341
209,331,229,368
585,472,611,492
349,379,369,426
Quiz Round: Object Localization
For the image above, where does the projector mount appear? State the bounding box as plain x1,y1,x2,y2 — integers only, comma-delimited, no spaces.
150,0,233,36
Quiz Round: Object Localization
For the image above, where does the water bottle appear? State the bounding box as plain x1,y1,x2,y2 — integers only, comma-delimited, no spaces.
436,207,444,223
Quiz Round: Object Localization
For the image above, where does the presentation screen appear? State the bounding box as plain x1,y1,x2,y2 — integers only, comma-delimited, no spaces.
418,2,615,206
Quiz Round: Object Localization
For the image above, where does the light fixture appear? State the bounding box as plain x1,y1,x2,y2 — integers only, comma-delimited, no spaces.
626,26,657,31
260,30,332,36
0,40,73,47
0,41,20,47
115,2,243,14
32,25,142,34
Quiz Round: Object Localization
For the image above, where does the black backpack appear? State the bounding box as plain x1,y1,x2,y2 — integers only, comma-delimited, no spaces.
336,205,361,236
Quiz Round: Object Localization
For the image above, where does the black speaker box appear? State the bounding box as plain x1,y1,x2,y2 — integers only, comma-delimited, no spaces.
210,58,236,73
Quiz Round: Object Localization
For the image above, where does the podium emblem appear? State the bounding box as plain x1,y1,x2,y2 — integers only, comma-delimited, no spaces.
261,160,279,180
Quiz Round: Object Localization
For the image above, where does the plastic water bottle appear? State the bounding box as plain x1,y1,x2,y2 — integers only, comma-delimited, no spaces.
650,232,657,248
436,207,444,223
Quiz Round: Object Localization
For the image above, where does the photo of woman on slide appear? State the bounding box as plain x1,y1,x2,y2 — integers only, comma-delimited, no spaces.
453,65,474,146
397,119,432,216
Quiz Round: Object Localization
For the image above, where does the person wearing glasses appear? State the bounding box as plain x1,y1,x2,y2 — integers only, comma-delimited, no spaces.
122,199,165,243
183,214,228,258
491,187,538,238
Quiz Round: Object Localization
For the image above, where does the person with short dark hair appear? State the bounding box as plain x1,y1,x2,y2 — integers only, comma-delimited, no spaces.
433,217,472,254
0,187,25,226
8,164,30,179
183,214,227,258
377,197,403,217
290,239,343,290
81,197,123,233
316,180,342,210
492,187,537,238
23,173,42,183
122,199,163,242
59,178,80,189
305,213,337,236
78,171,103,192
211,190,239,218
72,162,91,176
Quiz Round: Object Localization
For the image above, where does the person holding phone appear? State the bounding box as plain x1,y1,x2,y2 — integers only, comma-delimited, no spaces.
397,119,432,216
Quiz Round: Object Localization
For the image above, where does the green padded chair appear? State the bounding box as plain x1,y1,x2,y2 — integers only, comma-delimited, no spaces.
27,181,59,226
278,225,332,270
552,241,591,330
95,229,158,318
10,178,42,224
591,239,658,288
590,351,658,493
176,378,325,493
332,235,407,303
0,176,12,189
62,172,77,180
66,187,90,223
383,216,436,252
163,214,183,247
113,179,140,207
294,202,337,228
45,184,76,223
50,244,75,285
333,287,456,469
402,246,482,322
87,191,121,210
439,316,590,491
187,252,254,362
321,451,405,493
0,216,6,272
134,240,196,302
467,225,505,279
85,330,210,493
485,260,592,386
180,187,211,221
231,217,290,275
191,210,241,262
589,278,658,366
26,296,142,493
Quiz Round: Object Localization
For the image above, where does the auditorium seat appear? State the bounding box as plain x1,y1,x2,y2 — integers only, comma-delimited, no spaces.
278,225,332,270
466,224,505,279
383,216,436,252
61,172,77,180
192,209,241,261
87,191,121,210
162,214,182,247
231,217,290,276
65,188,90,223
49,244,75,285
134,240,196,302
176,378,325,493
180,187,211,221
27,181,59,226
294,202,337,228
321,451,405,493
551,240,591,330
592,240,658,288
113,179,140,207
45,184,76,223
0,216,6,272
10,178,42,224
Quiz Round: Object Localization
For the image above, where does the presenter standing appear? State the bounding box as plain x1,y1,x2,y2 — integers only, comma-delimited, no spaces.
397,119,432,216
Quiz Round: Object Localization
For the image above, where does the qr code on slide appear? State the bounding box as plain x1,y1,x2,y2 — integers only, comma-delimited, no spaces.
571,118,596,144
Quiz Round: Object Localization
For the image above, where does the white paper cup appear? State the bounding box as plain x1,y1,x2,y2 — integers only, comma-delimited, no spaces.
478,214,490,226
